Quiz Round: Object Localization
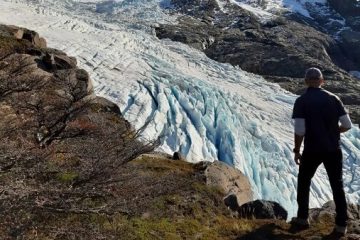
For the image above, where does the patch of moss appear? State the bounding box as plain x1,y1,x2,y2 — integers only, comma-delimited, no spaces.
0,35,28,57
192,182,224,196
56,171,78,183
82,197,106,209
109,115,123,124
214,215,254,235
50,152,80,167
131,218,179,240
151,194,183,213
105,216,258,240
89,103,104,113
164,194,182,205
52,152,66,164
133,156,195,174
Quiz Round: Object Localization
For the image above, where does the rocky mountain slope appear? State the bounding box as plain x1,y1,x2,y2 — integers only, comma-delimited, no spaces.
155,0,360,125
1,24,360,240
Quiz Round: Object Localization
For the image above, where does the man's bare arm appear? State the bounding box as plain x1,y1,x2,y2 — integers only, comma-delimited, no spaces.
294,134,304,152
339,114,352,133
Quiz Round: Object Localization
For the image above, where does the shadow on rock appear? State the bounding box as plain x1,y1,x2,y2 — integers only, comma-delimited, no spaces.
236,223,293,240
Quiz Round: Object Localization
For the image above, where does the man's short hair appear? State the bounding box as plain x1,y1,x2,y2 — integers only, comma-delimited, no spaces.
305,67,323,81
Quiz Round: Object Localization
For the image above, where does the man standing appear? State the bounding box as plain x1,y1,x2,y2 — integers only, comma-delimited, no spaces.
291,67,352,236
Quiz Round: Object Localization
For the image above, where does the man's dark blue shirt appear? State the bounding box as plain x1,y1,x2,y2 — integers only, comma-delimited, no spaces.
292,87,346,153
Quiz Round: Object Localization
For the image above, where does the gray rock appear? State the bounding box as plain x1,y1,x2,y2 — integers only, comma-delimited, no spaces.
172,151,185,160
328,0,360,16
6,25,24,39
90,97,122,115
22,29,47,48
224,193,240,212
43,52,77,71
36,126,50,143
238,200,288,220
310,201,360,235
0,25,24,39
340,30,360,68
53,54,77,69
348,221,360,235
39,37,47,48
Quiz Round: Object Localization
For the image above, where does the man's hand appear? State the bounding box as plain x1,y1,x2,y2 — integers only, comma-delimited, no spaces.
294,134,304,165
339,126,351,133
294,152,302,165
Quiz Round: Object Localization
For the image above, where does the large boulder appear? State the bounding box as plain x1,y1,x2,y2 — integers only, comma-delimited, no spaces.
0,25,24,39
0,25,47,53
43,52,78,70
200,161,253,206
0,25,23,39
22,29,47,48
237,200,288,220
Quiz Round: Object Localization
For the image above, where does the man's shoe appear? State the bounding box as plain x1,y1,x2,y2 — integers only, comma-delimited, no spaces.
289,217,310,233
331,225,347,236
290,217,310,226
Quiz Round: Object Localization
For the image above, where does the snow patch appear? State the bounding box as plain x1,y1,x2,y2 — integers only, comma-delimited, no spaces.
226,0,336,24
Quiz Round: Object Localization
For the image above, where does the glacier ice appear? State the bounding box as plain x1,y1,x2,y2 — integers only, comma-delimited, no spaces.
0,0,360,218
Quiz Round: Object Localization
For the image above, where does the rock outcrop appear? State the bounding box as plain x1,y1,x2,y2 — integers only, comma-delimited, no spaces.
310,201,360,236
328,0,360,31
340,30,360,70
0,24,47,48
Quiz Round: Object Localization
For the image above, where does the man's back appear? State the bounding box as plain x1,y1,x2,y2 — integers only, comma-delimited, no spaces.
291,68,351,235
293,87,346,153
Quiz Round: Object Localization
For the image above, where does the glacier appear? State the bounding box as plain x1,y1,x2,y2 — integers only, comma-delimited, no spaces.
1,0,360,218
